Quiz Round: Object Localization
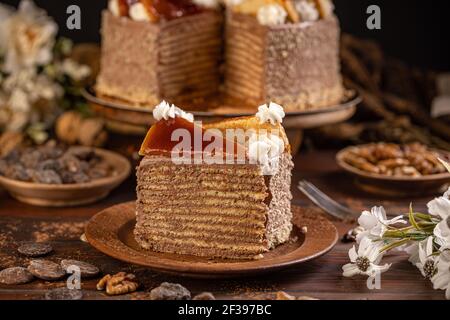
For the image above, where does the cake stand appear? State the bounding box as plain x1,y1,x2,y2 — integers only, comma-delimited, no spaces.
83,88,361,153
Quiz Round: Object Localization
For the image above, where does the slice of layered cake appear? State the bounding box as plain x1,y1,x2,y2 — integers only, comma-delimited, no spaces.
224,0,343,111
135,101,294,259
96,0,223,108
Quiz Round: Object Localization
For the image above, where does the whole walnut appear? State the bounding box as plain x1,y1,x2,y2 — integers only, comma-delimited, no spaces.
56,111,83,145
78,118,108,147
56,112,108,147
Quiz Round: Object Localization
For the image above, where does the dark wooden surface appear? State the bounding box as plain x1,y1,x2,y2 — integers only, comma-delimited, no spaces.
0,150,443,300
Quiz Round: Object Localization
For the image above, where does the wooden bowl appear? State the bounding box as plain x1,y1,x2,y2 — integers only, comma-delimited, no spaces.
336,146,450,197
0,147,131,207
85,202,338,278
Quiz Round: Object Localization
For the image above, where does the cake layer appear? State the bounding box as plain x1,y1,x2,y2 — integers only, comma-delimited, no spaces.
135,225,265,245
134,151,293,260
137,205,266,221
135,234,266,260
225,11,344,111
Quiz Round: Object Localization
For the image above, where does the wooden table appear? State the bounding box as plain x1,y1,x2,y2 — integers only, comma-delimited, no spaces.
0,150,443,300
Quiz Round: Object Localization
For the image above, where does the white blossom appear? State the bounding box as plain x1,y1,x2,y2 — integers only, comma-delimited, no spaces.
416,237,439,279
8,88,30,112
356,206,406,242
431,249,450,300
2,0,58,73
403,242,420,265
342,237,391,278
428,188,450,245
60,59,91,82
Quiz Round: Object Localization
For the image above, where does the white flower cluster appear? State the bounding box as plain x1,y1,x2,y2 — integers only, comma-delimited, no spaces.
1,0,57,73
343,158,450,299
0,0,91,134
0,69,63,132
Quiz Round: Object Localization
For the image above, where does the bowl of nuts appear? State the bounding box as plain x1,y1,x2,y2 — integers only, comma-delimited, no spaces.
0,142,131,207
336,143,450,197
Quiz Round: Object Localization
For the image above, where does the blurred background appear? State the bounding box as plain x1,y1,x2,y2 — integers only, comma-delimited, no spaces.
1,0,449,70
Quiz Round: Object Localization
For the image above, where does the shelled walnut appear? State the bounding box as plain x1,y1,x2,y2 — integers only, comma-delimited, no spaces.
342,143,448,177
96,272,139,296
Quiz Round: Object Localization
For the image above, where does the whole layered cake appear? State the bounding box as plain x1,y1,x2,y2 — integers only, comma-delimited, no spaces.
96,0,343,112
96,0,223,107
135,101,294,259
225,0,343,111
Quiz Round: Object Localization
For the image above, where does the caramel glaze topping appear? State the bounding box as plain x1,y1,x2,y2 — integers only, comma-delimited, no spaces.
139,117,244,158
152,0,204,20
121,0,205,21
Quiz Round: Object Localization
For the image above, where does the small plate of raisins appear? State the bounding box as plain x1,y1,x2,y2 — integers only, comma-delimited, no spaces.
0,142,131,207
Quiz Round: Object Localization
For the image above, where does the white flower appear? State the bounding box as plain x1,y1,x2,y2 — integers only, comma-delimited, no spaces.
356,206,407,242
416,237,439,279
428,188,450,245
8,88,30,112
403,242,420,265
257,4,287,26
60,59,91,82
428,188,450,220
342,237,391,278
2,0,58,73
431,250,450,300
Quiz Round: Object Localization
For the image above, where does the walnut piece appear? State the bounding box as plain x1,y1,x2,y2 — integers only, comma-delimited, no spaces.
343,143,448,178
96,272,139,296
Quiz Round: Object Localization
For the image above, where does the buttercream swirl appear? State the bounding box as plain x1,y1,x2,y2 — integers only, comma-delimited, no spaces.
108,0,121,17
255,102,286,125
129,3,151,21
248,134,285,175
295,0,319,22
153,101,194,123
257,4,287,26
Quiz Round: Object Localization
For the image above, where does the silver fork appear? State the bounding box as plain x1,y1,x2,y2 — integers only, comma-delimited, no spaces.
297,180,358,221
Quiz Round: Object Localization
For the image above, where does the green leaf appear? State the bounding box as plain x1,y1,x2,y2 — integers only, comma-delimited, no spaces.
413,213,433,222
409,203,421,231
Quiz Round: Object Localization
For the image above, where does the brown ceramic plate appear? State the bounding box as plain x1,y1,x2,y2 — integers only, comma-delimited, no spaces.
85,202,338,278
0,147,131,207
82,88,360,132
336,145,450,197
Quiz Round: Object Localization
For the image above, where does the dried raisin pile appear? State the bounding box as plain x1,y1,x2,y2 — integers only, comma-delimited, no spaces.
0,141,113,185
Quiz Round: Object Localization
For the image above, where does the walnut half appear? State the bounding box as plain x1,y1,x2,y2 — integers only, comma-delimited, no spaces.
96,272,139,296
